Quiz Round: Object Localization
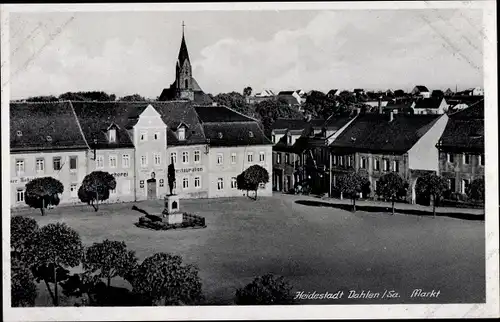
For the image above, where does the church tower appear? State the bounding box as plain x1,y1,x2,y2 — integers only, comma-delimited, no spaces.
175,22,194,101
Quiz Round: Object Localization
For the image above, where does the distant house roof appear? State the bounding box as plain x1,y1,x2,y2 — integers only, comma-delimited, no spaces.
10,101,89,152
158,78,212,105
330,114,442,154
438,101,484,152
194,105,255,123
271,118,314,132
413,97,443,110
414,85,430,92
384,102,414,114
278,91,295,96
277,95,301,106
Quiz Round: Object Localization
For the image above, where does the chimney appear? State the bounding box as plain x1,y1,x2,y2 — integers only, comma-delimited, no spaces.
389,110,394,122
378,97,383,114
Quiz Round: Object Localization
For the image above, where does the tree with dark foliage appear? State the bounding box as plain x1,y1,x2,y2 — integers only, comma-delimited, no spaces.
30,223,83,306
416,173,448,218
78,171,117,212
24,177,64,216
335,171,370,212
235,273,295,305
83,239,138,288
119,94,147,101
130,253,203,306
467,177,485,203
237,165,270,200
376,172,409,215
59,91,116,101
12,257,38,307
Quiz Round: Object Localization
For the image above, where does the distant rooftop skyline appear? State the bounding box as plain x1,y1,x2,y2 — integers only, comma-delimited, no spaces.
9,9,484,100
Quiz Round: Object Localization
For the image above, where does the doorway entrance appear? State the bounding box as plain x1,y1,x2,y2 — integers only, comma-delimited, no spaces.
147,178,157,200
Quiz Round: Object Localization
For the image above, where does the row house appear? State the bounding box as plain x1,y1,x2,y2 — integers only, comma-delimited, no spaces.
270,118,321,192
413,97,449,115
329,110,449,204
437,100,484,196
195,106,273,198
10,101,90,207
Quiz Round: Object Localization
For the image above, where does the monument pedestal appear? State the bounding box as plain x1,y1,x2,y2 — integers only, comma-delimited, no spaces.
162,195,182,224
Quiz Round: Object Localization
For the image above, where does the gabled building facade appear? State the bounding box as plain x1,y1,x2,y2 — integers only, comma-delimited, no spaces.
329,111,449,203
437,100,484,197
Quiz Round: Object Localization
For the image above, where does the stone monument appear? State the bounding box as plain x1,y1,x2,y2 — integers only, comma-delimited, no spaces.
162,194,183,224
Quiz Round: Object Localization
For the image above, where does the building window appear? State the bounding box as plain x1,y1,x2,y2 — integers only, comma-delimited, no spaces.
393,160,399,172
347,156,352,167
272,135,276,143
69,156,78,171
360,157,367,169
383,159,390,171
70,184,78,198
285,153,290,164
339,156,344,166
182,177,189,189
461,179,470,194
140,131,147,141
159,179,164,188
109,155,117,168
217,178,224,190
332,154,337,166
177,128,185,141
170,152,177,164
53,157,61,171
154,132,159,140
463,153,470,165
36,158,45,173
287,136,292,145
122,154,130,168
448,179,456,192
247,152,254,163
231,153,237,164
374,159,380,171
185,79,189,89
277,153,282,164
154,153,161,166
109,129,116,143
231,177,237,189
96,155,104,169
182,151,189,164
194,150,201,163
16,189,24,203
194,176,201,188
123,180,131,194
259,152,265,162
447,153,454,163
217,153,223,165
479,154,484,166
140,155,147,167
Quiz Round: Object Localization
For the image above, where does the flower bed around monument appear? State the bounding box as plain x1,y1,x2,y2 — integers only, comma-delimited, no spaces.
135,212,207,230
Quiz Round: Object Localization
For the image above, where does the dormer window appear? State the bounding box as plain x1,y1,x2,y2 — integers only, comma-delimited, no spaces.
218,132,223,139
177,127,185,141
108,129,116,143
46,135,52,142
16,130,22,137
249,131,254,138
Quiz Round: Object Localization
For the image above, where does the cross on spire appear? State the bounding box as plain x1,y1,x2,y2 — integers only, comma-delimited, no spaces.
182,21,185,36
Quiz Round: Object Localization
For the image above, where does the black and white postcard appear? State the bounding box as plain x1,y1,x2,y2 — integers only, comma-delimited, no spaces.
2,1,498,320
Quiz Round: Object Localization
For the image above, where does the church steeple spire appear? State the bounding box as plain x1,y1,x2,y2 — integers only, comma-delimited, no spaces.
178,21,190,67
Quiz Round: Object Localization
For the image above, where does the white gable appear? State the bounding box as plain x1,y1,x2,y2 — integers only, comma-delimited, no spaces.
135,104,167,128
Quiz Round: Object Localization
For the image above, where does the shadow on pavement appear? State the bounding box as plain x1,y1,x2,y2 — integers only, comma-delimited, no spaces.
294,200,485,221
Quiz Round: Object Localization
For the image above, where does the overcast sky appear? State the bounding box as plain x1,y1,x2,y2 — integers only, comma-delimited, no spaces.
9,9,484,100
